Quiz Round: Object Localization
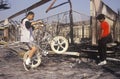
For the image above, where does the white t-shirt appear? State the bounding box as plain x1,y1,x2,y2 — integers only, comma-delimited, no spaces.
20,18,34,42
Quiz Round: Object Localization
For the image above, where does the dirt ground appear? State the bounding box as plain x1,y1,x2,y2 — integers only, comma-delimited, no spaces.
0,48,120,79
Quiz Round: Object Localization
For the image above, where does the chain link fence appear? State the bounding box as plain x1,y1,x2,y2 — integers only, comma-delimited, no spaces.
0,10,90,44
41,11,90,44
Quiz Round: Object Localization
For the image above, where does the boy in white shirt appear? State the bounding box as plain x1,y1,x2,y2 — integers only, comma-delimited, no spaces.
21,11,38,70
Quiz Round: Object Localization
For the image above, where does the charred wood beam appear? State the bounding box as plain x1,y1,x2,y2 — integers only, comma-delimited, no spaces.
27,0,51,11
46,0,56,13
8,0,51,19
46,1,68,13
49,2,69,11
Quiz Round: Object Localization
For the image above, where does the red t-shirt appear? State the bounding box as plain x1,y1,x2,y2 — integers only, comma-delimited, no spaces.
100,21,110,38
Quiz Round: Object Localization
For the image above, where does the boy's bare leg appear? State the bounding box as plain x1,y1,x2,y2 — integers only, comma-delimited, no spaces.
28,46,37,58
26,46,37,65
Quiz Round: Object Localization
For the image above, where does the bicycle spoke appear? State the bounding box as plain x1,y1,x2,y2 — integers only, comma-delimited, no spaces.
34,58,38,61
60,45,65,49
57,39,61,44
54,43,58,46
57,46,60,51
60,41,65,44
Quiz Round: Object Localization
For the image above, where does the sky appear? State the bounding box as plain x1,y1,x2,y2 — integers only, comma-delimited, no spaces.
0,0,120,21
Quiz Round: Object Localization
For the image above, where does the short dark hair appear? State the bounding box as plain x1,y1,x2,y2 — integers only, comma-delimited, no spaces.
96,14,105,20
26,11,34,16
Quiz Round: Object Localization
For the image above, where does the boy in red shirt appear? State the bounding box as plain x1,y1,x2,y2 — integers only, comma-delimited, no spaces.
96,14,111,65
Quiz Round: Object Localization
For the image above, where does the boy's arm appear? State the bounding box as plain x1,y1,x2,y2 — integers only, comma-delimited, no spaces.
31,21,44,29
25,21,32,29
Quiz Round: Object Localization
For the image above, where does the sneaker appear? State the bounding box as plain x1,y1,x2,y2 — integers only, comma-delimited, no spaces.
23,62,31,71
42,50,48,56
26,58,31,65
98,60,107,65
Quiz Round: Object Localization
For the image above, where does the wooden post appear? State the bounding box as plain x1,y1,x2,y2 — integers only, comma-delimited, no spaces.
90,0,97,45
82,24,84,38
68,0,74,44
90,0,102,45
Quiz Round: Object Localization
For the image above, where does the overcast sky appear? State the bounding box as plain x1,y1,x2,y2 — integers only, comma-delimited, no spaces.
0,0,120,21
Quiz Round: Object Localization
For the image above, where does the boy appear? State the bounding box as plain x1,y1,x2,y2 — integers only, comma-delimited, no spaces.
96,14,111,65
21,11,38,70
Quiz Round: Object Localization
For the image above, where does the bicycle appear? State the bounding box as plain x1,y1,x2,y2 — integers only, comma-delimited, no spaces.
22,21,69,69
1,20,68,71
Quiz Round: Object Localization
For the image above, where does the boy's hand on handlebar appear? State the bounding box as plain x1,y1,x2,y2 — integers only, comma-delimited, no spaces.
31,20,43,25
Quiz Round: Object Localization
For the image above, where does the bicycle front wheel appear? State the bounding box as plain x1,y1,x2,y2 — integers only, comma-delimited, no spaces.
50,36,69,54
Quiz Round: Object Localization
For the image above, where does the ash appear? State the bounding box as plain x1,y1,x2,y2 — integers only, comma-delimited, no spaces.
0,48,120,79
